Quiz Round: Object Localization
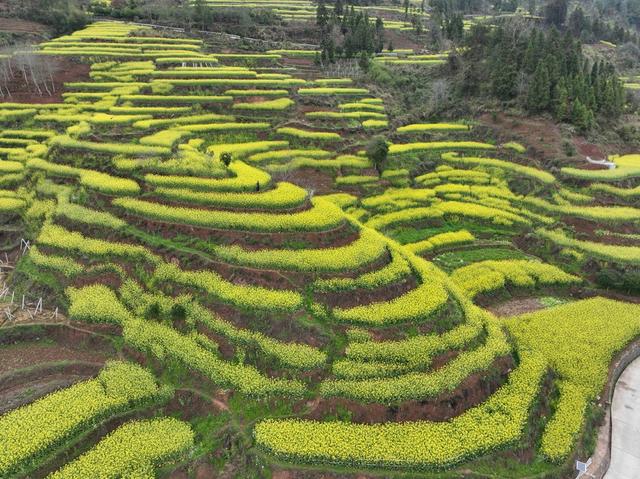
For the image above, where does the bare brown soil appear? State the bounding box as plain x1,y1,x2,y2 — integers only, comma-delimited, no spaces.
0,322,118,413
487,297,546,317
479,112,564,162
0,17,47,35
562,216,640,245
204,301,329,349
0,342,108,374
0,363,102,414
317,274,418,309
3,56,90,104
573,136,607,160
274,167,337,195
384,29,423,51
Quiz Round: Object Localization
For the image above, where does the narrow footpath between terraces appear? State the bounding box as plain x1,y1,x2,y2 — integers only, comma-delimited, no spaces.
604,355,640,479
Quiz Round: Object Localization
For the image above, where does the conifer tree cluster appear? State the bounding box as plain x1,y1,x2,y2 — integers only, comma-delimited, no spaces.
567,6,640,46
316,0,385,64
464,24,625,130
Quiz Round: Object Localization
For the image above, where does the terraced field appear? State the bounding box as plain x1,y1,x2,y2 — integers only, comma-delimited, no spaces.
2,19,640,479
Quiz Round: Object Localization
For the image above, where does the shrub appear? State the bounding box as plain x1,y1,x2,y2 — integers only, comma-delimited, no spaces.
366,136,389,176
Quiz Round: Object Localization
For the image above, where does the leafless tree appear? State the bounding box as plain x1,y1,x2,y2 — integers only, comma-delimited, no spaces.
429,78,450,113
13,47,58,96
0,51,13,98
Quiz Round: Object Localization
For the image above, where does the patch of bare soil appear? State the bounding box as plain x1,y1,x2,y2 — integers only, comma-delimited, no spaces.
487,297,546,317
573,136,607,160
3,56,90,104
317,274,418,309
0,367,99,414
384,29,422,51
274,166,336,195
0,343,108,374
0,17,47,35
479,112,564,163
562,216,640,245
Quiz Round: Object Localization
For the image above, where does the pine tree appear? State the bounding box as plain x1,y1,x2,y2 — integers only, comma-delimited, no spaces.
358,51,370,71
544,0,568,27
523,32,538,75
554,78,570,120
491,36,518,100
335,0,344,17
317,0,329,29
375,17,385,52
571,98,593,130
527,63,551,111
